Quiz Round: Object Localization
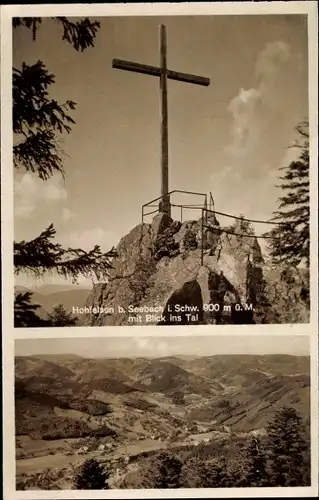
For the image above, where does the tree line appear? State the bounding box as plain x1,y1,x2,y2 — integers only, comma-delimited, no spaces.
73,406,309,489
14,297,79,327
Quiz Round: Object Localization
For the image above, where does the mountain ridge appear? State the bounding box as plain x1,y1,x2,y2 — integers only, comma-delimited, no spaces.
14,286,90,318
15,353,310,434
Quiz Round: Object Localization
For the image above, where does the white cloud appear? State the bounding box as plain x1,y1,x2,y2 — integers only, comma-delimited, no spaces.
134,337,169,357
256,41,291,80
45,183,67,202
62,207,75,223
14,172,67,219
226,40,292,159
226,88,262,158
59,227,118,252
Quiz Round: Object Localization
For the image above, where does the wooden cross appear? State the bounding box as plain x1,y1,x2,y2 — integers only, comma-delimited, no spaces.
113,24,210,217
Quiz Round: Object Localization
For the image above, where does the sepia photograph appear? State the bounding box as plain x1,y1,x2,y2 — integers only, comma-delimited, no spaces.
15,334,311,490
1,4,318,499
12,13,312,327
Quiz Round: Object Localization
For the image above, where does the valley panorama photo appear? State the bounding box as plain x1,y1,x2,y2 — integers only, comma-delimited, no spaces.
15,335,311,490
13,14,311,326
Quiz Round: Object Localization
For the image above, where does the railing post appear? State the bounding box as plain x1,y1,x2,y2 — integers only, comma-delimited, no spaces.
142,206,144,224
210,192,215,212
201,208,204,266
204,194,208,223
181,205,183,223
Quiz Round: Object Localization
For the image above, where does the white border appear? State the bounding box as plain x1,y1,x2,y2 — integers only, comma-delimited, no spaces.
2,1,318,17
12,486,317,500
12,324,318,339
1,2,318,499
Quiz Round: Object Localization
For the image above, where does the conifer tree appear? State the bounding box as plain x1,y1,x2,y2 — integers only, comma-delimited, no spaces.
265,121,309,267
14,224,116,283
13,18,117,286
243,435,269,487
47,303,78,326
266,406,309,486
204,457,232,487
136,452,182,488
13,17,100,179
14,291,49,327
74,458,109,490
133,452,183,489
181,456,231,488
154,452,183,488
180,457,203,488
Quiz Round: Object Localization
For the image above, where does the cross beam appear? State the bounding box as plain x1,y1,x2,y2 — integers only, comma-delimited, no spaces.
112,59,210,87
113,25,210,216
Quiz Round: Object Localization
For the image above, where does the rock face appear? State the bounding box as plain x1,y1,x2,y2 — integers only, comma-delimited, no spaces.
82,215,310,326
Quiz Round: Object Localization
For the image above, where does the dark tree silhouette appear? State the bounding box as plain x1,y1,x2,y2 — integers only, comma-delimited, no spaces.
266,406,310,486
202,457,232,487
74,458,109,490
47,303,78,326
265,121,309,267
14,291,49,327
137,452,183,488
13,17,100,178
13,17,100,51
13,17,117,286
14,224,116,282
153,452,183,488
242,435,269,487
181,457,232,488
180,457,203,488
13,60,76,180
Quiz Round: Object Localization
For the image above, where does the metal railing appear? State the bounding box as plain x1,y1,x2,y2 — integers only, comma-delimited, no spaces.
198,207,284,266
141,191,285,265
142,189,208,223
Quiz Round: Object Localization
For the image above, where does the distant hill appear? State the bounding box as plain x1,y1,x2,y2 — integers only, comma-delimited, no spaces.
14,285,91,317
170,354,310,382
187,371,310,430
131,359,222,395
15,353,310,440
33,284,90,295
32,353,84,362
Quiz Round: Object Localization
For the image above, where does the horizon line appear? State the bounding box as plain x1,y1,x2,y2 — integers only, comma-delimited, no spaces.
15,352,310,358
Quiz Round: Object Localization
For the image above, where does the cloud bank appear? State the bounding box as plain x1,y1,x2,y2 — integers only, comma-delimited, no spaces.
14,173,68,219
210,39,306,223
226,40,292,160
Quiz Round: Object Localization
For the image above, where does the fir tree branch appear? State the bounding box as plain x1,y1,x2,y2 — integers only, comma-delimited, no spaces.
14,224,117,283
13,17,100,52
13,17,100,179
13,61,76,179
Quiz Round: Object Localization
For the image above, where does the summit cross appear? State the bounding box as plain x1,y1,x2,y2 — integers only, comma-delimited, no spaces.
113,24,210,216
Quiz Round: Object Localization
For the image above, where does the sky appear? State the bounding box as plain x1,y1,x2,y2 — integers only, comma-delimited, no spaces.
15,334,309,358
13,14,308,288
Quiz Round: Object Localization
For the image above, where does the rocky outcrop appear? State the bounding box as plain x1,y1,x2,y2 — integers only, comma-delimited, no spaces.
81,214,310,326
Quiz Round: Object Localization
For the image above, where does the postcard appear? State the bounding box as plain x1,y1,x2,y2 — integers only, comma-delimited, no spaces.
1,2,318,500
